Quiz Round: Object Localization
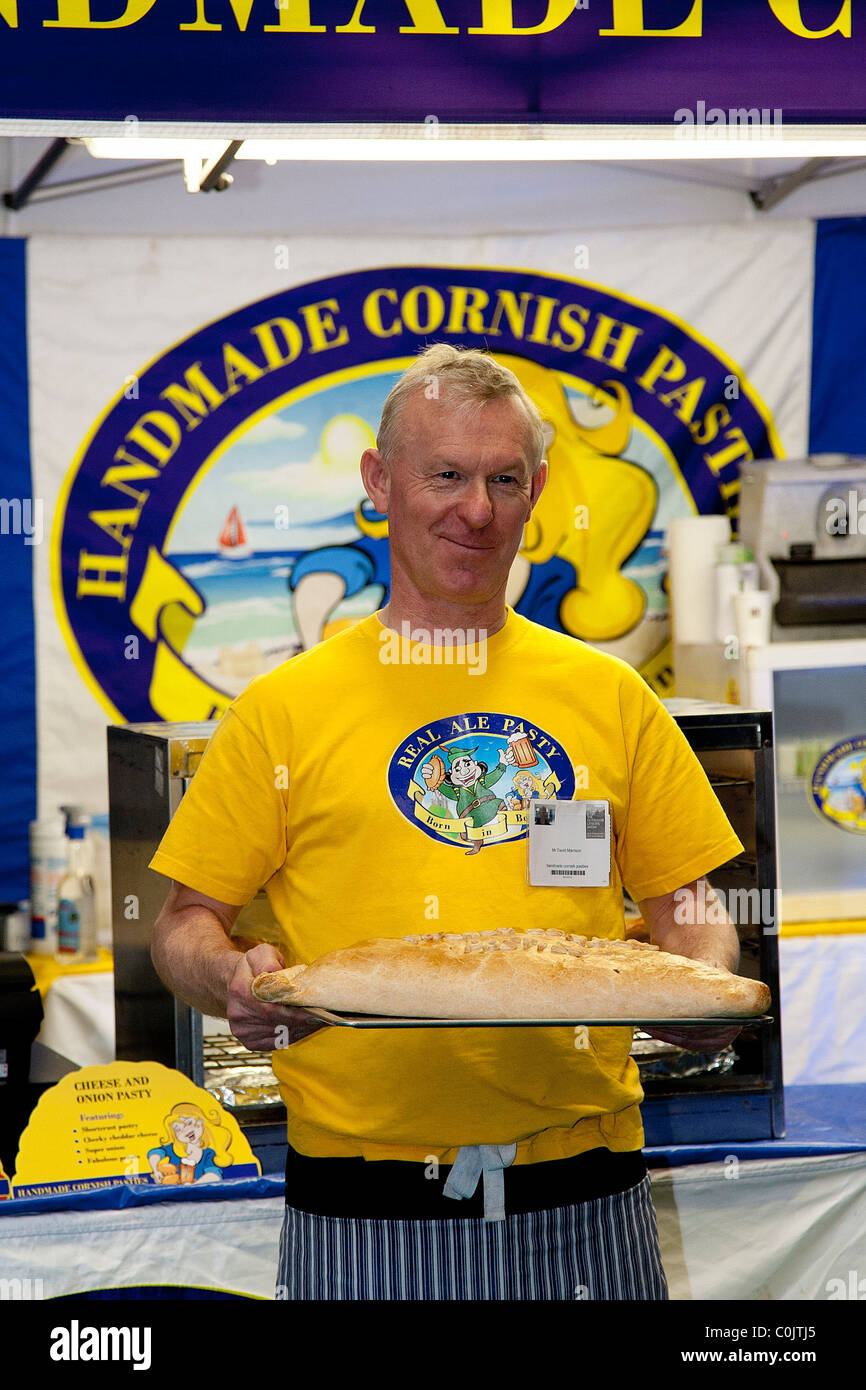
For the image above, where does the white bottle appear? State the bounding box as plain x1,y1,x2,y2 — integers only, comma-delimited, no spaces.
714,542,760,644
29,817,68,955
56,818,98,964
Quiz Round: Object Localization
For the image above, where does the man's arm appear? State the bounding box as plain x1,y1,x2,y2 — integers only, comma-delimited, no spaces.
636,876,741,1049
638,877,739,974
151,880,325,1051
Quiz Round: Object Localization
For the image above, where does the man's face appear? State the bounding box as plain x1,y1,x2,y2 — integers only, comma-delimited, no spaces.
450,755,481,787
363,389,546,608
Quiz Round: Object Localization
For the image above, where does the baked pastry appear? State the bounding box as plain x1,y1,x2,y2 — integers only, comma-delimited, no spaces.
251,928,771,1020
421,754,446,790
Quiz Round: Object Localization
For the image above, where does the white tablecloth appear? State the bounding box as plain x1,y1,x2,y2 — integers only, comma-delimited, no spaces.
778,935,866,1084
1,1153,864,1301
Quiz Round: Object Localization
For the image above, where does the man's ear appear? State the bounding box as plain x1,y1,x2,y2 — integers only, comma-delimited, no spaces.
529,459,548,512
360,447,389,515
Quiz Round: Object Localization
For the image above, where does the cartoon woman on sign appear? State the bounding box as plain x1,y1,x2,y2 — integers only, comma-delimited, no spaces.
147,1102,228,1186
513,771,542,810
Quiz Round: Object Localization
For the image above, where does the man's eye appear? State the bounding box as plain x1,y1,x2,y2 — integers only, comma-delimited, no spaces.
437,471,459,480
492,475,519,485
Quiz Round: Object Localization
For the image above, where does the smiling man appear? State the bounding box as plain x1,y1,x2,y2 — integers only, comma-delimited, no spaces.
149,343,744,1302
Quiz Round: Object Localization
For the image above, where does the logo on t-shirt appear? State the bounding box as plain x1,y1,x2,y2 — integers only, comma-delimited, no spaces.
388,712,576,855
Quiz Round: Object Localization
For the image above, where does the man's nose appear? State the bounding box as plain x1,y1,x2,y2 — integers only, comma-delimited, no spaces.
457,478,494,528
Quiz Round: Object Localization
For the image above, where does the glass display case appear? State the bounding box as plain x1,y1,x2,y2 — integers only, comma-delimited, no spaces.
744,640,866,923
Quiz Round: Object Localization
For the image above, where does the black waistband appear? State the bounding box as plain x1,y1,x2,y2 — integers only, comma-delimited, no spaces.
283,1143,647,1220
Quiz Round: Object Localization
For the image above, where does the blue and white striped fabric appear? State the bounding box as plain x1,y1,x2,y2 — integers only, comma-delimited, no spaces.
275,1175,667,1300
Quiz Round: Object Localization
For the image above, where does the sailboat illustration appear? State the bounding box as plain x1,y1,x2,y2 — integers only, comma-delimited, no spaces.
218,505,253,560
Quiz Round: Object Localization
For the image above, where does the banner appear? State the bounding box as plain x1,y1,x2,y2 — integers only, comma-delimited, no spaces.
0,238,36,902
810,218,866,454
23,224,813,840
0,1,862,128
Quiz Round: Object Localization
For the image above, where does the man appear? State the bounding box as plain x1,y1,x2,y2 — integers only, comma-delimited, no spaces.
432,745,510,854
150,343,743,1301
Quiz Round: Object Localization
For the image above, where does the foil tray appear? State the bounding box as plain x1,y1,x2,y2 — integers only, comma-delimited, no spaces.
302,1008,774,1030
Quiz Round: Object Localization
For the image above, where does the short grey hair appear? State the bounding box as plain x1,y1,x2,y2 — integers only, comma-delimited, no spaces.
376,343,545,470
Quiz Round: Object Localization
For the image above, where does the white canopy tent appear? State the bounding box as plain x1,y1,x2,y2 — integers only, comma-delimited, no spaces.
3,135,866,236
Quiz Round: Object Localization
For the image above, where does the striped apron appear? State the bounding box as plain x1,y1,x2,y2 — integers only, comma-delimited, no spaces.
275,1173,668,1301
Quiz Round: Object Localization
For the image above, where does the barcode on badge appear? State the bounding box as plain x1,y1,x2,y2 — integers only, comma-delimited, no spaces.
585,806,605,840
551,868,586,876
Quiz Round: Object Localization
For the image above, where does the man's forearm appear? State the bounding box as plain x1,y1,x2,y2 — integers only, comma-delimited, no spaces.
639,879,740,973
151,904,245,1018
655,916,739,973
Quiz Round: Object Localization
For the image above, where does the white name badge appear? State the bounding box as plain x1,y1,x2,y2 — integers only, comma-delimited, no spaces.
527,799,611,888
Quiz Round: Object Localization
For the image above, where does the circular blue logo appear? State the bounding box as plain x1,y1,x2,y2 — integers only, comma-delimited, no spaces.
811,735,866,835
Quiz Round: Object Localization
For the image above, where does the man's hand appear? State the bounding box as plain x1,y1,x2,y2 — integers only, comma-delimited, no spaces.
152,882,329,1053
227,942,328,1052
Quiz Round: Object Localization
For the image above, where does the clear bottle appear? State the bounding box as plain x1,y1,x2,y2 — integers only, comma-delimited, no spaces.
56,818,98,964
29,817,68,955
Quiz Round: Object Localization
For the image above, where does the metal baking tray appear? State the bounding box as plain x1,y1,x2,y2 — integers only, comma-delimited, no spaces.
303,1008,775,1030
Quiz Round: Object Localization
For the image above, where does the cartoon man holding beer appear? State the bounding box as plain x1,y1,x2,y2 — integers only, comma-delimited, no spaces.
422,744,510,856
422,737,538,855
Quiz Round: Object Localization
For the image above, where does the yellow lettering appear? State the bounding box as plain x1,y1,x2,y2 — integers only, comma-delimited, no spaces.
445,285,491,335
76,550,128,600
551,303,590,352
102,452,159,506
601,0,702,37
768,0,850,38
691,402,731,447
469,0,574,36
0,0,17,25
222,342,265,393
397,0,459,33
160,363,226,429
299,299,349,353
251,316,304,367
334,0,375,33
337,0,459,34
362,289,402,338
635,346,686,394
402,286,446,335
703,428,753,475
126,411,183,465
179,0,255,31
583,313,643,371
263,0,326,33
88,506,142,550
526,295,560,346
657,375,706,424
45,0,156,28
486,291,534,339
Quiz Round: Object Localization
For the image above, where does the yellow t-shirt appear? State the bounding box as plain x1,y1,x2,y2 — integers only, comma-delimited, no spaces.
149,609,743,1164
